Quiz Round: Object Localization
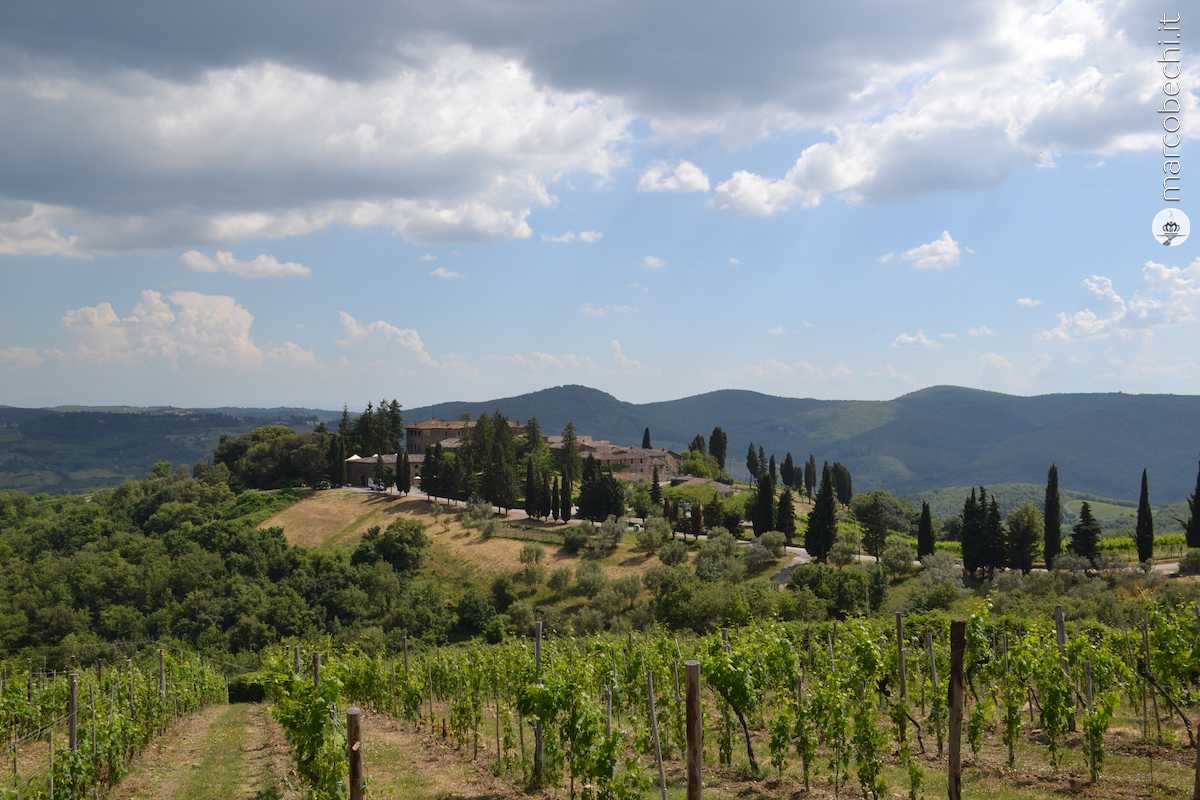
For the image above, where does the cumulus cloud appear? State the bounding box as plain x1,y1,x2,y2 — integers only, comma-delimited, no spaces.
967,326,994,337
497,352,591,370
418,254,438,263
580,303,638,319
541,230,603,243
892,329,937,348
611,339,640,370
430,266,464,280
0,203,86,258
767,325,785,336
641,255,667,269
1041,258,1200,342
0,47,629,251
337,311,432,363
179,249,311,278
637,160,710,192
981,352,1013,370
879,231,968,270
59,289,313,368
1016,297,1042,308
0,346,44,367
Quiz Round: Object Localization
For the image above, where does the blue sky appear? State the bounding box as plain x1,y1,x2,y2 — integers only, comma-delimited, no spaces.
0,1,1197,408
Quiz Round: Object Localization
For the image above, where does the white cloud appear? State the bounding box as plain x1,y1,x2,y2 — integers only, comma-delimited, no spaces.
1016,297,1042,308
0,203,86,258
1041,258,1200,342
541,230,603,244
939,332,958,339
0,48,630,251
337,310,432,364
637,160,710,193
497,352,591,370
0,346,44,367
418,254,438,263
179,249,311,279
430,266,464,280
980,352,1013,370
879,231,968,270
708,2,1194,215
967,326,994,337
641,255,667,269
767,325,785,336
60,289,311,369
892,329,937,348
711,170,809,216
611,339,641,370
580,302,638,319
728,257,741,267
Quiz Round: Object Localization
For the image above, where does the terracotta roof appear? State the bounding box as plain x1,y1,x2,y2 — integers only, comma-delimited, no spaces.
406,418,472,431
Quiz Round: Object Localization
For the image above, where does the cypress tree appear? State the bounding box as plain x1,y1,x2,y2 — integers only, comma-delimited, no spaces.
780,453,795,487
1135,468,1154,563
1186,460,1200,548
917,501,934,558
1071,501,1101,564
398,452,411,495
421,444,439,499
689,502,703,540
708,426,727,470
551,477,560,522
524,460,537,518
986,497,1006,575
777,487,796,544
642,427,652,449
831,462,853,505
1044,464,1062,568
560,477,572,523
650,466,662,505
758,446,767,478
805,464,836,562
746,444,760,479
768,455,777,485
541,473,552,519
961,489,981,576
752,475,775,536
328,436,342,485
805,455,816,497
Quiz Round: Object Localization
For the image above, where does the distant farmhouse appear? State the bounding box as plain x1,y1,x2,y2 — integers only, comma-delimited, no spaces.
344,417,680,487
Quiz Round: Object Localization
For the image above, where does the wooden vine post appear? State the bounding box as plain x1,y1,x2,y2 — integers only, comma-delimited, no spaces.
532,620,544,789
68,672,79,752
347,706,363,800
647,671,668,800
1054,606,1075,732
1142,619,1162,743
948,619,966,800
895,613,907,745
685,659,702,800
312,653,321,688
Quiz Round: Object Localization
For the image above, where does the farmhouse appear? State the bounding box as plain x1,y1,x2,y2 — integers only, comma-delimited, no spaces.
344,419,678,486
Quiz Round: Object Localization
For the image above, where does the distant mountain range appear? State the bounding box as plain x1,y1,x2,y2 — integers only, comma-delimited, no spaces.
407,384,1200,502
2,384,1199,502
0,405,335,493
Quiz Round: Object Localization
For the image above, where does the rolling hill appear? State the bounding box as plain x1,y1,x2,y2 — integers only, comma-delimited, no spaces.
407,384,1200,502
3,384,1199,502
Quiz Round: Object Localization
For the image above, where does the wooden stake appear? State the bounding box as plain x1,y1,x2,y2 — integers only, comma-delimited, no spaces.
1055,606,1075,732
68,673,78,752
647,671,668,800
1142,620,1162,743
347,707,363,800
686,660,702,800
312,653,321,688
948,620,966,800
895,613,907,745
532,620,544,789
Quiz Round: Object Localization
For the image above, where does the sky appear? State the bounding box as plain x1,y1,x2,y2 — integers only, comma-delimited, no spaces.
0,0,1198,409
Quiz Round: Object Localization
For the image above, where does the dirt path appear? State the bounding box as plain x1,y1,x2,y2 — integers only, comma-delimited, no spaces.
353,709,536,800
111,704,297,800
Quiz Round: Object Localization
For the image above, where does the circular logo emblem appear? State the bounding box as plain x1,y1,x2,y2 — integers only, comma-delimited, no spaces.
1152,208,1190,247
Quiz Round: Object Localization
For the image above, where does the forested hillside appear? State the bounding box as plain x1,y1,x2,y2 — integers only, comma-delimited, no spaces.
409,384,1200,500
0,406,337,493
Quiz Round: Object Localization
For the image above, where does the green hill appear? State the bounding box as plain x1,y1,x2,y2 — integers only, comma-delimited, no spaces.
407,384,1200,502
0,406,338,493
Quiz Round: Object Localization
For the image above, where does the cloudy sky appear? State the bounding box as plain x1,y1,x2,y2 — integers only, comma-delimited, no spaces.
1,0,1198,408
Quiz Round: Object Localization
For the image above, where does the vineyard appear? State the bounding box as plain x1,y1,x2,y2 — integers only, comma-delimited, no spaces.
1,650,226,799
261,602,1200,799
